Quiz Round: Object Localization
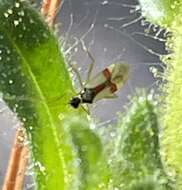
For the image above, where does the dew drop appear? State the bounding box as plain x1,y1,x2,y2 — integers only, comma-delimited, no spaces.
101,0,108,5
171,4,176,9
110,131,115,137
6,57,10,61
29,126,33,130
4,13,9,18
15,2,20,8
2,73,7,78
6,49,11,54
14,20,19,26
14,104,18,108
18,34,23,38
7,9,13,14
9,79,13,84
30,19,34,24
0,57,2,60
18,10,25,16
18,17,22,22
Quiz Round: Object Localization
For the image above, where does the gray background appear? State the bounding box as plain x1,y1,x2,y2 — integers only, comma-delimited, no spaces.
0,0,167,188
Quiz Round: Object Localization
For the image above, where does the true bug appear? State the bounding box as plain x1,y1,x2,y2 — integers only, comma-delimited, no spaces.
69,63,129,108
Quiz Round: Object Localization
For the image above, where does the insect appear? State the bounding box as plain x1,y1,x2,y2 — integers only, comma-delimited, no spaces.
69,63,129,108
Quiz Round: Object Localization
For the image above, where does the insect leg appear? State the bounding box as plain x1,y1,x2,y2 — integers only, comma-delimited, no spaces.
86,50,95,83
81,105,90,115
67,61,84,89
80,40,95,83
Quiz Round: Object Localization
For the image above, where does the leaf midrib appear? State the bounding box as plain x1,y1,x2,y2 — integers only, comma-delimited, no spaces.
3,29,65,179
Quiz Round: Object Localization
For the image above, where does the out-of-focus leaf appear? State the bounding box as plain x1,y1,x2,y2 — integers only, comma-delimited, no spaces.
139,0,182,188
139,0,181,27
110,94,172,190
63,116,110,190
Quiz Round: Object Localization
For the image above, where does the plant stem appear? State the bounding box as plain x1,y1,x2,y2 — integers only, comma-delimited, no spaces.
2,128,28,190
41,0,62,26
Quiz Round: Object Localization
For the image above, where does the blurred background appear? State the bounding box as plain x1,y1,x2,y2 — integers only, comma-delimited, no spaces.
0,0,167,188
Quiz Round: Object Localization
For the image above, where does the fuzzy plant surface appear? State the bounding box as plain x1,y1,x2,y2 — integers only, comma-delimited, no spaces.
0,0,178,190
0,0,111,189
0,0,83,189
106,94,172,190
139,0,182,189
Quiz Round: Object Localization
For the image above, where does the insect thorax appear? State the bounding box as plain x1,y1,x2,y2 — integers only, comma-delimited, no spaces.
80,88,96,104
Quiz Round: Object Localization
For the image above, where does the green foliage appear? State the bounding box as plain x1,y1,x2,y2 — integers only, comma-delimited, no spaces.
139,0,181,27
138,0,182,189
109,95,171,190
62,116,110,190
0,0,81,189
0,0,180,190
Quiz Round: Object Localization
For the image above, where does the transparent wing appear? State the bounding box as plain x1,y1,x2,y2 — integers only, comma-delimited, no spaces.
86,63,129,89
110,63,129,89
93,87,117,102
89,63,129,102
85,70,107,88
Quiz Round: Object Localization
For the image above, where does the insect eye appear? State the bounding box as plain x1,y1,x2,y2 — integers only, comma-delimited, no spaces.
69,97,81,108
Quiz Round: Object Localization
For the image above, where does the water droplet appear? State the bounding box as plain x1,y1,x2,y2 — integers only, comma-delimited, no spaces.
4,13,9,18
101,0,108,5
30,19,34,24
7,9,13,14
14,20,19,26
19,17,22,22
29,126,33,130
171,4,176,9
6,49,11,54
0,57,2,60
18,10,25,16
18,34,23,38
2,73,7,78
110,132,115,137
9,80,13,84
15,2,20,8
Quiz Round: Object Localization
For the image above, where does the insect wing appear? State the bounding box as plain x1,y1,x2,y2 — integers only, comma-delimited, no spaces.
109,63,129,90
85,69,108,88
86,63,129,102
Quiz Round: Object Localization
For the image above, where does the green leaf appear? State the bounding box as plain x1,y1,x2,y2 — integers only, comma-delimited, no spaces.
138,0,182,189
62,116,110,190
138,0,181,27
0,0,85,189
110,94,172,190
